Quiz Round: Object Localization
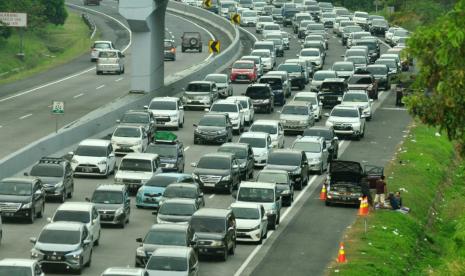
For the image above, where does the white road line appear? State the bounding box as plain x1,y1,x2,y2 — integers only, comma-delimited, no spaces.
73,93,84,99
381,107,407,111
0,125,3,128
184,146,190,151
208,194,215,199
115,77,124,82
378,38,391,48
19,114,32,120
96,85,105,90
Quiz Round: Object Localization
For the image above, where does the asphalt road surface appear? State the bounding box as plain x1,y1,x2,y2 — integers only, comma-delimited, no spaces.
0,3,412,276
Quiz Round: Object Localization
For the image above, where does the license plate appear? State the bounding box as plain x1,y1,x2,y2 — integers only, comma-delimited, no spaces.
3,212,14,217
204,183,215,187
84,167,93,173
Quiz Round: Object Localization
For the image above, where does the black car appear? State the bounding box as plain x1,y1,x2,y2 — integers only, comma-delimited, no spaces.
190,208,236,261
369,19,389,35
117,110,156,141
193,113,233,145
264,149,309,190
352,39,380,63
0,177,45,223
135,224,198,267
218,143,255,180
145,132,185,172
366,64,390,90
318,78,348,107
192,152,241,194
259,75,286,106
27,157,74,202
161,183,205,208
244,84,274,113
303,126,339,161
277,63,306,90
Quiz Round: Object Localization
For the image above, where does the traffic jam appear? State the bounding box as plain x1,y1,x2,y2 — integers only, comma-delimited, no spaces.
0,0,412,275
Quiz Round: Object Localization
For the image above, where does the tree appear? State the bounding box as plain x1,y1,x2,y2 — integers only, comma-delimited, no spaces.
40,0,68,25
405,0,465,154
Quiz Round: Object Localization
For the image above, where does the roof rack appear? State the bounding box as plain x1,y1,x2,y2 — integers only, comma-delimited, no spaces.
38,157,66,164
153,131,179,144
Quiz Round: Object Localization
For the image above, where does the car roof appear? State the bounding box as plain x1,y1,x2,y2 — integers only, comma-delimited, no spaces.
239,181,276,189
162,198,197,205
152,247,191,258
95,184,125,192
102,267,146,275
201,152,234,159
219,142,249,149
193,208,231,218
56,202,94,212
333,104,358,110
150,223,189,232
284,101,309,107
322,78,346,83
122,153,159,161
150,97,178,102
79,139,110,147
124,110,150,115
0,258,36,267
230,202,261,209
295,92,318,97
240,131,269,138
188,81,214,85
235,60,254,64
115,125,143,130
345,90,368,95
270,149,302,155
0,177,36,184
258,169,289,175
294,135,324,143
165,183,198,189
252,119,279,126
213,100,239,105
44,221,84,231
206,73,227,78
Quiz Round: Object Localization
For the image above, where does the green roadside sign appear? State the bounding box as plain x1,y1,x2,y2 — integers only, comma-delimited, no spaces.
51,100,64,115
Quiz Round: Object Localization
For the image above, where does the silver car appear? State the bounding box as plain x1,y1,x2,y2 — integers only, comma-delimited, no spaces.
156,198,199,224
96,49,125,75
280,101,315,133
146,247,199,276
204,74,233,98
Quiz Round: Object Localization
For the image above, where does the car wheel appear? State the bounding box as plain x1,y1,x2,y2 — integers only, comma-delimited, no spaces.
269,218,276,230
227,183,233,195
67,186,73,198
74,258,83,275
222,247,228,261
229,241,236,255
60,190,66,203
199,46,202,53
28,208,35,224
179,118,184,128
248,168,254,179
119,220,125,228
85,251,92,267
276,212,280,225
295,180,303,190
37,203,44,218
94,231,100,246
264,228,268,238
318,164,324,175
325,201,331,206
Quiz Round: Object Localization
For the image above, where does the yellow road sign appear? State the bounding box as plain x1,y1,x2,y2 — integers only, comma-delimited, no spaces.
231,13,240,25
208,39,220,54
203,0,211,8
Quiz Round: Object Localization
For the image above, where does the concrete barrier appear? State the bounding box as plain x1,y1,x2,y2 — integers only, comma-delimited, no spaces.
0,1,241,179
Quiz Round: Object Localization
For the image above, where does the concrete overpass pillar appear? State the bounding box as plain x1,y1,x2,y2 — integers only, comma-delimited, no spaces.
119,0,168,93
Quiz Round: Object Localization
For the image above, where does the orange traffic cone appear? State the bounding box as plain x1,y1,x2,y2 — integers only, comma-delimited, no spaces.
319,184,327,201
337,242,347,263
358,196,369,216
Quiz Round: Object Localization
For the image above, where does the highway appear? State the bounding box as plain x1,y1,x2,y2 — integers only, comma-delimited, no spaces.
0,2,413,276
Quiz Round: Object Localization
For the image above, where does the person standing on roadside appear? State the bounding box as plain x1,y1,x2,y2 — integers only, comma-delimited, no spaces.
374,175,387,208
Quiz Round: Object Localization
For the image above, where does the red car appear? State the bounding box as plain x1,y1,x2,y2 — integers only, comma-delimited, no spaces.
230,60,257,83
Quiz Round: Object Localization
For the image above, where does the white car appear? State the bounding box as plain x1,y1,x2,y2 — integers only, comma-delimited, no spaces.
310,70,337,92
111,125,149,154
240,10,258,26
298,48,323,70
293,92,323,120
251,49,274,71
252,1,266,14
353,11,369,26
332,61,355,79
325,104,366,139
385,27,403,44
210,99,245,133
230,202,268,243
204,73,233,98
114,153,162,191
257,16,273,34
0,259,44,276
249,120,284,148
49,202,101,246
279,101,315,132
96,49,125,75
341,91,373,120
227,96,255,125
238,132,272,167
90,40,115,62
70,139,116,178
145,97,185,129
291,135,329,174
262,23,281,37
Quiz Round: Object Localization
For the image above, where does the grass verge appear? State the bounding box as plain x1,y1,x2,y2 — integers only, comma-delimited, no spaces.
327,124,457,275
0,9,93,86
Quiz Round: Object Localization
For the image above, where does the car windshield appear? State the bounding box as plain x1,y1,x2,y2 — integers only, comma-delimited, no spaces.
376,59,397,69
53,210,90,223
250,124,277,135
264,24,280,30
0,267,32,276
239,137,266,148
347,57,367,64
164,40,174,48
211,103,238,113
331,108,359,117
294,96,317,105
355,41,377,50
99,51,118,58
303,129,332,139
119,159,152,172
197,157,231,170
232,207,260,219
186,83,211,92
149,101,177,110
292,141,321,153
94,42,111,49
113,127,141,138
251,50,270,58
268,153,301,166
333,63,354,71
0,182,32,196
198,116,227,127
307,24,324,30
191,217,225,233
282,105,308,115
322,13,335,18
258,17,273,22
259,78,283,89
277,64,300,72
238,187,275,203
92,191,123,204
243,11,257,17
144,230,187,246
146,144,177,157
159,202,196,216
257,172,288,184
205,75,227,83
38,229,81,244
366,66,388,75
349,76,372,84
30,164,63,177
343,93,368,102
233,62,253,69
272,8,282,15
146,176,179,187
313,71,336,81
372,19,388,27
320,82,345,93
343,26,362,33
75,145,107,157
246,87,270,99
394,30,409,36
301,50,319,57
354,12,368,18
268,39,283,46
121,113,149,124
146,256,187,272
163,186,197,199
218,146,247,159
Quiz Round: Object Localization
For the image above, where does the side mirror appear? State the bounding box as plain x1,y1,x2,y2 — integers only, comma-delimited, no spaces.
85,197,91,202
191,162,197,167
47,217,52,223
296,54,299,57
341,55,345,57
232,164,239,169
109,153,115,158
150,120,155,124
228,226,235,232
136,237,143,243
92,219,98,225
30,237,37,244
369,99,374,102
68,151,74,156
24,172,29,176
193,124,198,127
276,195,281,201
179,106,184,110
334,136,339,141
324,113,330,117
116,119,121,123
121,54,125,58
199,192,204,198
143,105,149,110
83,239,92,245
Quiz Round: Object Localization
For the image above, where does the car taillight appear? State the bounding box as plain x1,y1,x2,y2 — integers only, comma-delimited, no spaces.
171,48,176,53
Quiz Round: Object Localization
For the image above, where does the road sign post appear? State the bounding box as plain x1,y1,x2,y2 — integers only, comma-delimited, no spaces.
231,13,241,26
208,39,220,54
51,101,65,133
0,13,27,59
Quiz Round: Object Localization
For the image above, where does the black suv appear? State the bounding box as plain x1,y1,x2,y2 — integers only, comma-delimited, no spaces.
244,83,274,113
88,184,131,228
318,78,348,107
0,177,45,223
117,110,156,142
145,132,185,172
192,152,241,194
27,157,74,202
135,223,198,267
277,63,306,90
190,208,236,261
304,126,339,161
218,143,255,180
194,113,233,145
264,149,309,190
181,32,202,52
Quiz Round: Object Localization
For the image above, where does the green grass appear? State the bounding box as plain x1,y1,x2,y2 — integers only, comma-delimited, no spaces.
0,9,93,86
327,124,456,275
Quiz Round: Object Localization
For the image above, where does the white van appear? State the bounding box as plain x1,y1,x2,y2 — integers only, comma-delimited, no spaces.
114,153,162,192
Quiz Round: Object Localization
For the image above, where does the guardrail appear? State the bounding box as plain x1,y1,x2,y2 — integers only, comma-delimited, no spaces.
0,1,241,179
81,13,96,38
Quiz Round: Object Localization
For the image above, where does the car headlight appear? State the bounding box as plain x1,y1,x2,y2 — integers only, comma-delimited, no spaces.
281,189,291,195
263,99,270,104
115,177,123,183
265,209,277,215
98,160,107,165
211,240,224,247
71,158,78,164
193,174,199,180
222,175,231,181
115,207,124,216
326,120,334,126
201,96,210,101
165,163,176,168
299,120,307,125
136,189,143,199
240,162,246,168
251,224,260,230
55,181,64,187
195,128,202,134
31,249,42,258
292,168,302,175
136,247,146,256
22,202,32,209
217,129,227,135
171,115,179,121
133,140,142,146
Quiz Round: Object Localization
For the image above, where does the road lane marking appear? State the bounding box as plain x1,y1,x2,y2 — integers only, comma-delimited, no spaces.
0,125,3,128
184,146,190,151
19,114,32,120
115,77,124,82
73,93,84,99
209,194,215,199
381,107,407,111
96,85,105,90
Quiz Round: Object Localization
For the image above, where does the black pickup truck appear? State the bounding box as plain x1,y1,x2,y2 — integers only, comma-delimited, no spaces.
325,160,383,206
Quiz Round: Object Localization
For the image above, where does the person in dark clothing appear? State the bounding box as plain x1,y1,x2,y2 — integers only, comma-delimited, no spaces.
361,179,373,207
388,192,400,209
374,175,387,208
